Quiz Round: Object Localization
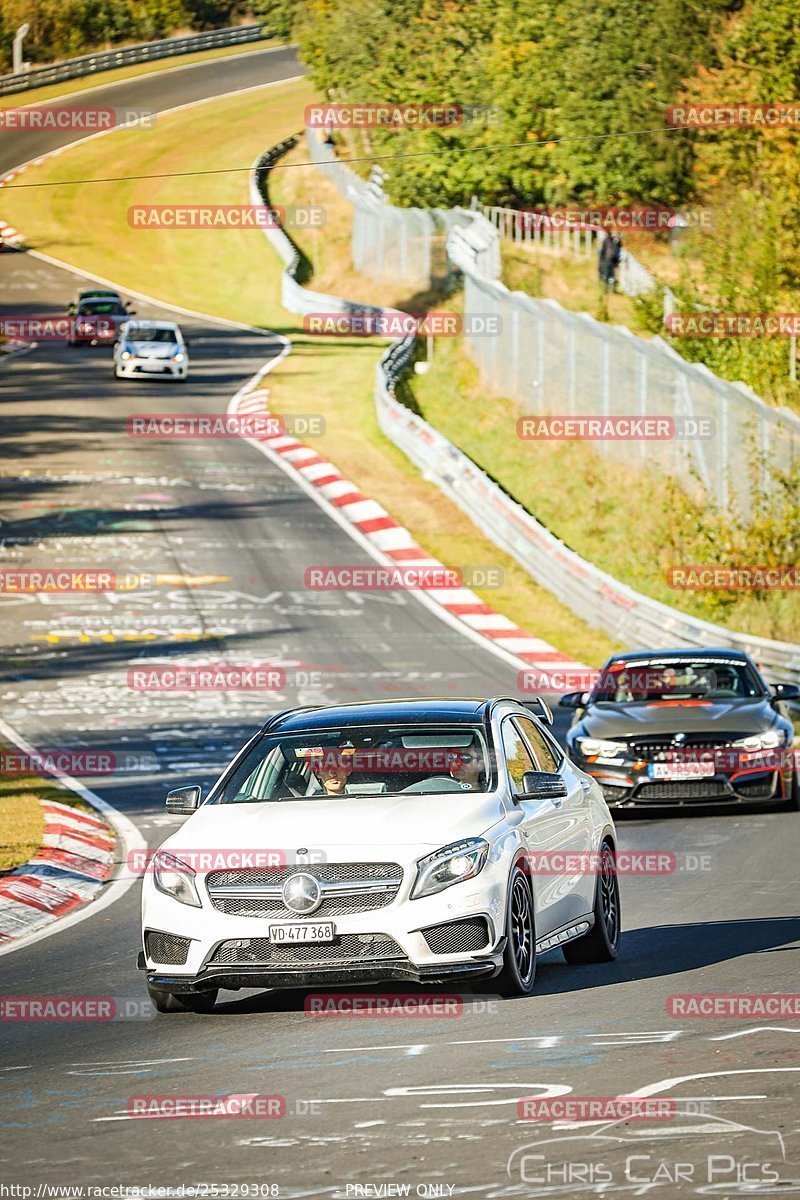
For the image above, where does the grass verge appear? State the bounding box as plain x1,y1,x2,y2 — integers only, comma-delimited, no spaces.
0,87,618,665
406,330,799,643
0,743,100,871
0,78,316,328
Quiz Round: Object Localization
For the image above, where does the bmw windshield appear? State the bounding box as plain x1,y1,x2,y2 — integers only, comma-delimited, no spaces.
589,658,765,703
215,725,494,802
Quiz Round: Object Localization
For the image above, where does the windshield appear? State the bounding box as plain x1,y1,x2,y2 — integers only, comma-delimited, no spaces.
79,302,127,316
129,327,177,343
216,724,493,803
590,658,764,703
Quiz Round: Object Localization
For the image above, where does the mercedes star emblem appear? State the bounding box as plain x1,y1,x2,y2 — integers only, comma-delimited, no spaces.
282,872,322,915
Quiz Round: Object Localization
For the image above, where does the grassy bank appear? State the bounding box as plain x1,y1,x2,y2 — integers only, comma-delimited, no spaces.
0,84,617,665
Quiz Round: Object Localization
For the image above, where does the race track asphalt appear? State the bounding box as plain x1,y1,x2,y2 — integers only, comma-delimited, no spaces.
0,47,798,1197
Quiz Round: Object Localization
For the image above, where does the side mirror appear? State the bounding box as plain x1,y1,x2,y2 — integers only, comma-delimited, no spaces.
165,784,201,814
520,697,554,726
559,691,587,709
516,770,568,801
67,304,76,314
771,683,800,702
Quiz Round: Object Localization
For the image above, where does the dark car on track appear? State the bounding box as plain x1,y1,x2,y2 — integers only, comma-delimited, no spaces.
67,297,136,346
67,288,129,311
560,648,799,810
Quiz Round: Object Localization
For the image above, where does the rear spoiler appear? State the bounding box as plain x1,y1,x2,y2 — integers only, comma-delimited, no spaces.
519,697,554,726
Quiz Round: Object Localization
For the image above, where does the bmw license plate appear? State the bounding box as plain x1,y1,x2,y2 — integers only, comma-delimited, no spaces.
141,361,165,371
269,922,335,943
649,762,715,780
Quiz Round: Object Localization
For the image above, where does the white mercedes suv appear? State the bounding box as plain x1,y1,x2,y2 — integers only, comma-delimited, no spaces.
139,698,620,1012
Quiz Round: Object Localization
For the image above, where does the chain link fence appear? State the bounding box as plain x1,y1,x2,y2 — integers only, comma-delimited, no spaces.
375,339,800,682
306,132,434,286
254,138,798,680
448,216,800,514
303,148,799,516
480,203,658,297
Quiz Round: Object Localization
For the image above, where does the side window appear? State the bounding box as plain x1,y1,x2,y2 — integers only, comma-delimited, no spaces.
515,717,561,773
501,718,537,790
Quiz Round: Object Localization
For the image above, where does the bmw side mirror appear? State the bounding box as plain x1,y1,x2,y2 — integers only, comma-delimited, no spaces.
165,784,202,814
771,683,800,704
558,691,586,709
516,771,568,801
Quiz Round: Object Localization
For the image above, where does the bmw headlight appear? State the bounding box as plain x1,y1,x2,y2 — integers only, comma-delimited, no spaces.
574,737,627,759
411,837,489,899
153,851,201,908
120,349,132,360
172,352,185,362
732,729,786,752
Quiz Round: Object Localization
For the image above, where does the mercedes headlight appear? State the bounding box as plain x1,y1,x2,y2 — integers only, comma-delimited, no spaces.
153,851,201,908
411,837,489,899
574,737,627,759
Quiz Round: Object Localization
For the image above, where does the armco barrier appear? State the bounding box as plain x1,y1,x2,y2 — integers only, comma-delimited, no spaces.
259,140,798,683
0,24,266,97
252,139,388,323
374,348,800,683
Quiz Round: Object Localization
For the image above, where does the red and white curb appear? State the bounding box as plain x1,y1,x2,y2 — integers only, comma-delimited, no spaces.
233,386,590,679
3,131,589,683
0,799,115,945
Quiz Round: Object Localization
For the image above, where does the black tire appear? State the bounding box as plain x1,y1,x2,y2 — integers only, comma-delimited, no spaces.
563,840,621,964
147,982,218,1013
783,767,800,812
494,866,537,997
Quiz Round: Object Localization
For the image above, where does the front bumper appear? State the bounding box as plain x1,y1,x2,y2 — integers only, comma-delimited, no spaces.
145,955,503,994
576,761,786,807
141,867,510,992
116,357,187,378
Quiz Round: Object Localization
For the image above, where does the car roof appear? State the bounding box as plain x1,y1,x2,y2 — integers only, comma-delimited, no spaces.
80,288,119,296
602,648,753,665
268,698,491,734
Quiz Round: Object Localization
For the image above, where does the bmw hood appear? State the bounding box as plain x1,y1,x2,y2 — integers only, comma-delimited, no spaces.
577,696,776,739
159,792,506,860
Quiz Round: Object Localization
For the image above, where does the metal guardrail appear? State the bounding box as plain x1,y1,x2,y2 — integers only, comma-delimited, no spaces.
256,138,798,682
0,24,266,96
251,138,400,323
374,343,799,683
